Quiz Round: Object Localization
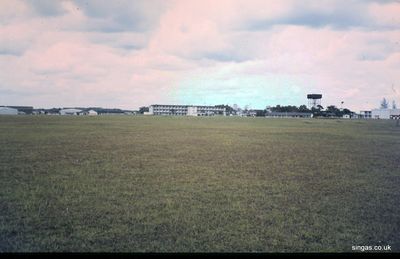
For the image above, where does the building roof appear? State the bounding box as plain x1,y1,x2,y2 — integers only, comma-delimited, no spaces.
0,107,18,111
60,108,83,113
265,112,312,116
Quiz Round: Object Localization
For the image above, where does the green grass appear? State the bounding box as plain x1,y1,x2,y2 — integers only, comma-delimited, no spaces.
1,115,399,252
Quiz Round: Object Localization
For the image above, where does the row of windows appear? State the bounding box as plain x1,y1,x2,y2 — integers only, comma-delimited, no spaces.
154,112,187,115
153,110,187,112
153,109,224,113
152,106,224,110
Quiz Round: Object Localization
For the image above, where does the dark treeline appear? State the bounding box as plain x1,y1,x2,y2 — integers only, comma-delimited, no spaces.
229,104,354,117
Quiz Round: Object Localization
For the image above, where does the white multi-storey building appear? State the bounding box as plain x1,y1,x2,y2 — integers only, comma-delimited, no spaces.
149,104,226,116
360,111,372,119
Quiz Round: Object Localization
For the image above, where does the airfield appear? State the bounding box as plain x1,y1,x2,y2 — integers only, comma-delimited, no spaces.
0,115,399,252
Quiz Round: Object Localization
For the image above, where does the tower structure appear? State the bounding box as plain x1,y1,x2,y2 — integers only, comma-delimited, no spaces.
307,94,322,109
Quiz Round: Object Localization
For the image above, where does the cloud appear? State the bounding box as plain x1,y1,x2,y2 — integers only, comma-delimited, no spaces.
0,0,399,110
25,0,66,17
71,0,169,32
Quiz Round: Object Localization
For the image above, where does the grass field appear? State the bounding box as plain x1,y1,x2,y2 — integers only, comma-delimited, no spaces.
1,115,399,252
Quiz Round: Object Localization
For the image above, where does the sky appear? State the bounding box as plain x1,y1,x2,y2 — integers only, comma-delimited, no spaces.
1,0,400,110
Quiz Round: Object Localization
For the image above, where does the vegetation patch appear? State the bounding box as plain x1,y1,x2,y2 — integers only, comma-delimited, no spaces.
0,116,399,252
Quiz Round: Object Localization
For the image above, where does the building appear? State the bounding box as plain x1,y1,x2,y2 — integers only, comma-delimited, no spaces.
0,106,33,114
149,104,226,116
7,106,33,114
343,112,359,119
59,108,83,115
45,108,61,115
265,112,313,118
351,112,360,119
371,109,400,119
87,110,98,116
0,107,18,115
360,111,372,119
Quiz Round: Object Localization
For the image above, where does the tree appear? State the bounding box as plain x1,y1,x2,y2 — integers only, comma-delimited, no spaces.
392,100,397,109
139,106,149,114
255,110,265,116
215,104,234,115
311,107,322,117
380,98,389,109
342,108,351,115
298,105,310,113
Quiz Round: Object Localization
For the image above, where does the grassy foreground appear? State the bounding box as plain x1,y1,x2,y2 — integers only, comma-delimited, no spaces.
0,115,399,252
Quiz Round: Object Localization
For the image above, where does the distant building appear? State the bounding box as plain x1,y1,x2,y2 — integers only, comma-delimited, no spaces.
371,109,400,119
0,107,18,115
88,110,98,116
351,112,360,119
32,109,46,115
149,104,226,116
45,108,61,115
360,111,372,119
344,112,359,119
6,106,33,114
265,112,312,118
59,108,83,115
0,106,33,114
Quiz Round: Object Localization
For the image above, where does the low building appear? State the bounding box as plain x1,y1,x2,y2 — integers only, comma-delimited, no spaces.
149,104,226,116
88,110,98,116
7,106,33,114
265,112,313,118
344,112,359,119
0,107,18,115
59,108,83,115
371,109,400,119
351,112,360,119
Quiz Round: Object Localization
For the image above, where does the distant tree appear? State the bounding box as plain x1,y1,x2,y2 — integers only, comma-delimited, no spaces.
392,100,397,109
380,98,389,109
255,110,265,116
270,105,281,112
215,104,234,115
298,105,310,113
139,106,149,114
326,105,341,116
311,105,325,117
270,105,295,112
342,108,351,115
